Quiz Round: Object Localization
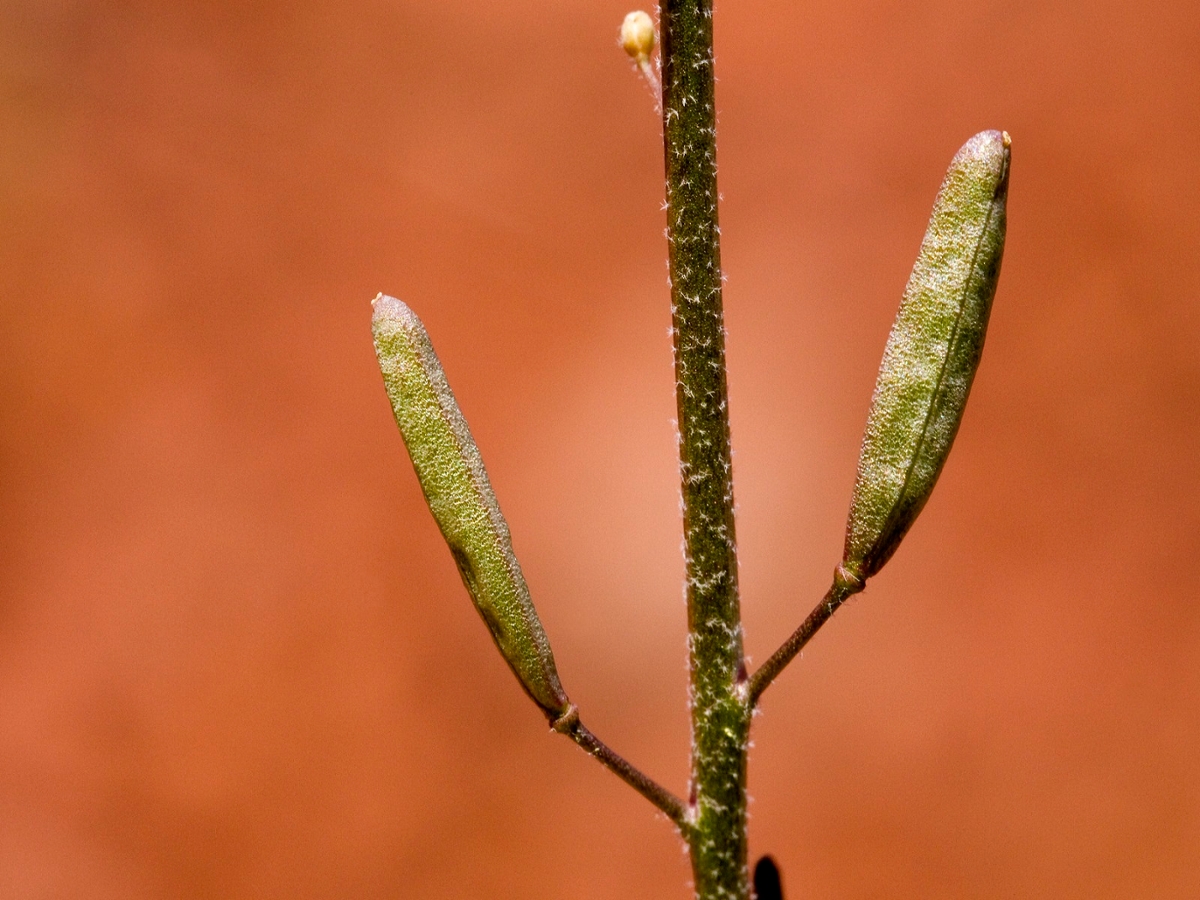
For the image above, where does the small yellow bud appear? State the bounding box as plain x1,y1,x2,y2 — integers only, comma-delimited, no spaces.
620,10,656,63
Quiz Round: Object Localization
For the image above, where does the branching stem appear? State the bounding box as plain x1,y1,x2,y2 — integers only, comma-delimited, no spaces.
746,568,866,708
553,706,691,832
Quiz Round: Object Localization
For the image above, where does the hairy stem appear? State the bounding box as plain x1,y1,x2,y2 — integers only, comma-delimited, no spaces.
660,2,749,897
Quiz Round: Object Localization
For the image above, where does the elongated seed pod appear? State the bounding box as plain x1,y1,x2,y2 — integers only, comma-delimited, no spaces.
843,130,1010,581
372,294,570,720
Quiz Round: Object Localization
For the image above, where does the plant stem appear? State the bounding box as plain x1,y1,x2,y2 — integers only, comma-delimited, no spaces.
552,706,691,831
746,567,866,707
659,2,749,898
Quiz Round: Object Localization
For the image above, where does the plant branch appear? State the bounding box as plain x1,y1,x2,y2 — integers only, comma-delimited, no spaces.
746,567,865,707
552,706,691,832
660,1,750,897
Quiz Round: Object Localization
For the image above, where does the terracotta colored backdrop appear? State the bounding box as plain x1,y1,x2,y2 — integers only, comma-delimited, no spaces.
2,1,1198,897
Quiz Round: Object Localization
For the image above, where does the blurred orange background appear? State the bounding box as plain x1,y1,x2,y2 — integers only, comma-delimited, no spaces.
2,1,1198,897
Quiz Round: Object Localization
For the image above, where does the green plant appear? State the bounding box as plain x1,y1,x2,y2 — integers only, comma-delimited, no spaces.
371,6,1009,899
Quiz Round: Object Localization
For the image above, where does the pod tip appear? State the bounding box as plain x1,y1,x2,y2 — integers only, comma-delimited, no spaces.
1002,130,1012,149
371,293,416,324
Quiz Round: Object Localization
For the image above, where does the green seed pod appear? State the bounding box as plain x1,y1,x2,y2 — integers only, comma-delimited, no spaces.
843,130,1010,581
372,294,570,720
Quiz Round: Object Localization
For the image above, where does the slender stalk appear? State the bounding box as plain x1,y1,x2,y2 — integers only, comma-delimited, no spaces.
746,567,866,707
659,2,749,898
553,706,691,831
